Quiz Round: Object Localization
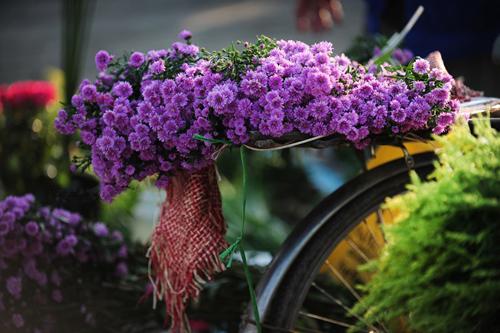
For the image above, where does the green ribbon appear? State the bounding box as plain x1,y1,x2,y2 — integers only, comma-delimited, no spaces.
192,134,231,145
193,135,262,332
220,147,261,332
236,146,262,333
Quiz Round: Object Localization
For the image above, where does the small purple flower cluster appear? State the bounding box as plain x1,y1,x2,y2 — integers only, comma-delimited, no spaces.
392,48,413,65
55,36,206,201
55,32,458,202
0,194,128,332
235,40,456,148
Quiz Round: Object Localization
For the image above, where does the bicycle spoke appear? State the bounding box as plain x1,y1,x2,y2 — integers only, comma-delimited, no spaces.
362,218,384,248
324,259,362,301
311,282,352,312
375,209,388,244
311,282,382,333
347,236,371,262
299,311,378,332
293,326,328,333
255,154,437,333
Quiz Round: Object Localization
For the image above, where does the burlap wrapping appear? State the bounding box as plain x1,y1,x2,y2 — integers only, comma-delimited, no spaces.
148,164,228,332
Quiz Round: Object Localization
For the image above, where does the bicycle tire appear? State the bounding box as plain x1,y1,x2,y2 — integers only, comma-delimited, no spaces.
241,152,437,332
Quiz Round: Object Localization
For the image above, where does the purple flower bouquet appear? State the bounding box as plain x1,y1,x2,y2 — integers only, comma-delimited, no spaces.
55,33,457,202
54,31,460,331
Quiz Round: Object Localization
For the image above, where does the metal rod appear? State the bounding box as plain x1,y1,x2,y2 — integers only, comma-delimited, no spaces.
324,260,362,301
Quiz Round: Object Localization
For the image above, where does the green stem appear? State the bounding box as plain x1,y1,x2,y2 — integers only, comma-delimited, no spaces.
240,146,247,232
218,146,261,330
239,246,262,333
192,134,231,145
238,146,261,332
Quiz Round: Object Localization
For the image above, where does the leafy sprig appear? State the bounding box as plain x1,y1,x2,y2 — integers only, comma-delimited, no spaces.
350,118,500,333
201,35,277,81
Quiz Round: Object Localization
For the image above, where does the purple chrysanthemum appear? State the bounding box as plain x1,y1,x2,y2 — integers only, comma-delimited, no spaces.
437,112,455,128
390,108,407,123
149,60,166,74
56,239,73,256
115,262,129,278
24,221,39,236
12,313,24,328
112,81,133,98
65,234,78,247
6,276,22,297
93,222,109,237
95,50,111,71
81,84,97,101
413,58,430,75
178,29,192,40
129,51,145,68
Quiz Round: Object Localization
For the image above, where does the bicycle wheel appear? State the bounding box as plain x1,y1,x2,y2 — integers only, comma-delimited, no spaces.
241,152,437,333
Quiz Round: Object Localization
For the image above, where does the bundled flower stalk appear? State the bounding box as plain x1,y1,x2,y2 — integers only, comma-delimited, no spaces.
54,31,459,331
0,194,129,332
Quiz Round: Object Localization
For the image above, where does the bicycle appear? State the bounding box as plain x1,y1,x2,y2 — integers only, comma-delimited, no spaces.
240,97,500,333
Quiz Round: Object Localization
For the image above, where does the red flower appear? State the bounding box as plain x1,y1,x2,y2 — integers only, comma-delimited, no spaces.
0,84,7,112
3,81,56,110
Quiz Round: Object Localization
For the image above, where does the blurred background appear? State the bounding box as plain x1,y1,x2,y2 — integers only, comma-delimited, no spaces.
1,0,499,332
0,0,369,245
1,0,365,82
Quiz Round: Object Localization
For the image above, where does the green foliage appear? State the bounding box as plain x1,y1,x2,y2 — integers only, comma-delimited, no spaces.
201,35,277,81
350,117,500,333
345,35,388,64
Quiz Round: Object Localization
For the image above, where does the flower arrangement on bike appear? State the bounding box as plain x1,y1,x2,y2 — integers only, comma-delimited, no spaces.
50,26,471,331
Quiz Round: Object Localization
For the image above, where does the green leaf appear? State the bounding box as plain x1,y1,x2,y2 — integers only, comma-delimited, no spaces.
192,134,232,145
219,237,241,268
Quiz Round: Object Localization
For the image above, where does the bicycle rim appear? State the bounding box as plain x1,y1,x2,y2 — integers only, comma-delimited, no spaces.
243,153,436,332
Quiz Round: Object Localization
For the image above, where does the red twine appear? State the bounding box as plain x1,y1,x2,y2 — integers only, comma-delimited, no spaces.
148,164,228,332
